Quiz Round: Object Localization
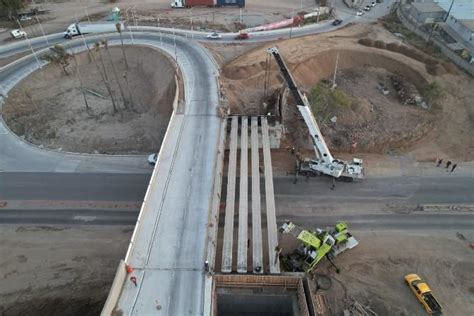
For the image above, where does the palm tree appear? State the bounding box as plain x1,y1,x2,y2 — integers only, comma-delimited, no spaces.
116,22,135,109
71,52,91,113
115,22,129,70
102,38,128,110
83,40,119,116
94,42,121,117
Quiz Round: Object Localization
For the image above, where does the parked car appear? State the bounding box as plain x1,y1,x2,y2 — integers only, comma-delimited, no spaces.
148,153,158,166
235,32,249,40
10,29,27,39
405,274,442,315
206,32,222,40
357,10,365,16
332,19,343,26
19,15,32,22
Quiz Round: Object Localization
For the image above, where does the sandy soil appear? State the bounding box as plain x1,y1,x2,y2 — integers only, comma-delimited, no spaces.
2,46,176,154
219,23,474,162
0,225,132,316
312,230,474,315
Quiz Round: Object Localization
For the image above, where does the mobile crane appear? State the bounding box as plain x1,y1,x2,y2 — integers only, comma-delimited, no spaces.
279,221,358,273
267,47,364,181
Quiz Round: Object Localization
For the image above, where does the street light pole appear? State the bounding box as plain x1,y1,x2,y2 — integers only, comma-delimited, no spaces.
125,7,134,45
444,0,455,22
16,19,41,69
34,14,49,46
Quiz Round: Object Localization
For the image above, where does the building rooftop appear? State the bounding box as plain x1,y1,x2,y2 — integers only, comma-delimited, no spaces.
435,0,474,20
413,2,446,13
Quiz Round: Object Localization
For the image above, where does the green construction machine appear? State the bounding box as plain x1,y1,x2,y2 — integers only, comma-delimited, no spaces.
279,221,359,273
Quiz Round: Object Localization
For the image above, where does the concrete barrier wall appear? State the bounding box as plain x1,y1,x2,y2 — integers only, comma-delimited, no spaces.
101,260,126,316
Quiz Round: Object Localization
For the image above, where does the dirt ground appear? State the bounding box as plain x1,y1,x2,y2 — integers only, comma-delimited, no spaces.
312,230,474,315
2,46,176,154
0,225,132,316
218,23,474,162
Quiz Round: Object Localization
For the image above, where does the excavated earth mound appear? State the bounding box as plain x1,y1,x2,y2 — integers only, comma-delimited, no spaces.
223,48,434,153
3,46,176,154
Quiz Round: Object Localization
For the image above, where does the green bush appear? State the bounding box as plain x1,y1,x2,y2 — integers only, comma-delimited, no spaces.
309,81,351,122
422,81,444,103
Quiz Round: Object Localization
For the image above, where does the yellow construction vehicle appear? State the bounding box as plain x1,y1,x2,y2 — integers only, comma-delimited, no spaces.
279,221,358,273
405,274,443,315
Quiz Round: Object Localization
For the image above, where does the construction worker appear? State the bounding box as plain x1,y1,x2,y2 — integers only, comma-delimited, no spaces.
451,164,457,172
445,160,452,169
436,158,443,167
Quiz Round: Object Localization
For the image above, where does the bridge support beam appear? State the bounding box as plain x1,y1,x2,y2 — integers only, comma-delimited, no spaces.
221,116,238,273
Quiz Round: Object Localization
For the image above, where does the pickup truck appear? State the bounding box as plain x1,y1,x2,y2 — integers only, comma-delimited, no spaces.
405,274,443,315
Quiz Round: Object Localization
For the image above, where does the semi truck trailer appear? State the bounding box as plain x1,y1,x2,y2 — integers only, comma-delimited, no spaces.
171,0,245,8
63,22,124,39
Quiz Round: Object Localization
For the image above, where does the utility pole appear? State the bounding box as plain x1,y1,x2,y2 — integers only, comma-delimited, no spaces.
16,19,41,69
289,8,294,38
189,7,193,31
332,52,339,89
239,7,243,24
444,0,455,22
34,14,49,45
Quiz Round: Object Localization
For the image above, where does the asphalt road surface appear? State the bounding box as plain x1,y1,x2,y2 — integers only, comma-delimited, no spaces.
2,173,473,205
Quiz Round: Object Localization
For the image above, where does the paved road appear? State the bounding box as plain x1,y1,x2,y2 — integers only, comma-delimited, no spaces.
281,213,474,231
0,172,150,201
2,209,473,231
2,174,473,205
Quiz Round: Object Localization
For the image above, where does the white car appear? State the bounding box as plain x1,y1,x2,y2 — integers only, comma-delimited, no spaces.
357,10,365,16
148,153,158,166
206,32,222,40
10,29,27,39
19,15,32,22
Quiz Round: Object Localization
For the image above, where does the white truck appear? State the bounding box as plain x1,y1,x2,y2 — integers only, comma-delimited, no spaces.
63,22,124,39
10,29,27,39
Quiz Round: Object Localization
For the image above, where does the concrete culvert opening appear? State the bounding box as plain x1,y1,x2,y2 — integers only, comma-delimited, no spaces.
217,291,298,316
213,275,310,316
2,46,177,154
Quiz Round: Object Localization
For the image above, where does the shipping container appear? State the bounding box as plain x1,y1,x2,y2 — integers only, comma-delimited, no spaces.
171,0,215,8
216,0,245,7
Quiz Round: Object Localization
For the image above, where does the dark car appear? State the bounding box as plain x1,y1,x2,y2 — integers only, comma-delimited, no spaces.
235,32,249,40
332,19,343,26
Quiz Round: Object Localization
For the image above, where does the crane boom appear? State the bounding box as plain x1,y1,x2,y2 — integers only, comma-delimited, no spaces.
267,46,364,180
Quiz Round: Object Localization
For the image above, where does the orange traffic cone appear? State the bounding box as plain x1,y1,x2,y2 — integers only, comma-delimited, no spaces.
125,264,134,274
